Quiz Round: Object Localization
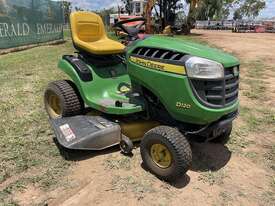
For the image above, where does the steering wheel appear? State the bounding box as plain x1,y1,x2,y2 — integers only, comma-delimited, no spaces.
113,17,146,38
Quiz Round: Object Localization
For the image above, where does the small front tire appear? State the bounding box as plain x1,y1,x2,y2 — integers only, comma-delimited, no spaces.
140,126,192,181
120,135,133,155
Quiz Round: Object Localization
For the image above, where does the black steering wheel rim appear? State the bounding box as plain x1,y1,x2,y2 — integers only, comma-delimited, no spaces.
113,17,146,37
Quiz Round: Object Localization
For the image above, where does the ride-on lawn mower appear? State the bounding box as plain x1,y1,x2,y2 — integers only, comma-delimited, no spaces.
44,12,240,181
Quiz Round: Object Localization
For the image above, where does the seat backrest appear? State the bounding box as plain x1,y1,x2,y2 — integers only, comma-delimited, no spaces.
70,12,106,43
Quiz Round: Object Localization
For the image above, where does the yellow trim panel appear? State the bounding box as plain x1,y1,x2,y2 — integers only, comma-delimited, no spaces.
130,56,186,75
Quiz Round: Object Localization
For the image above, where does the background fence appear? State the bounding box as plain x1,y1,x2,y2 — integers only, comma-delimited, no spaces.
0,0,64,49
195,20,275,33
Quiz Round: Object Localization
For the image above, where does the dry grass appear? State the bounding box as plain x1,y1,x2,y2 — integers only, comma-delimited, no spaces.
0,41,74,205
0,32,275,206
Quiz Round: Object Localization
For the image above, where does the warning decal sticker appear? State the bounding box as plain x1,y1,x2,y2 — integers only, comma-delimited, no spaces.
59,124,76,142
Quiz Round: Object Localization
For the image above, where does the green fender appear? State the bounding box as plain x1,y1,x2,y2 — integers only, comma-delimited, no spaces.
58,59,88,101
57,59,144,115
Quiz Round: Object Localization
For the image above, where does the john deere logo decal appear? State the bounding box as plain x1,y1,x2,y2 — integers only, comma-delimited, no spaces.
130,56,186,75
131,57,165,71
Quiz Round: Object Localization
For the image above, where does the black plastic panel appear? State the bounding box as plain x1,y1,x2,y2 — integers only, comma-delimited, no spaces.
63,55,93,82
131,47,186,65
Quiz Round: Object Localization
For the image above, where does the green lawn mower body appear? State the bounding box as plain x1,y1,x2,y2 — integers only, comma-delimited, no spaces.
59,35,239,126
45,11,240,181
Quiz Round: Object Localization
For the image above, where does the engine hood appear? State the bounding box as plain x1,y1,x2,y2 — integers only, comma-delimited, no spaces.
129,35,239,68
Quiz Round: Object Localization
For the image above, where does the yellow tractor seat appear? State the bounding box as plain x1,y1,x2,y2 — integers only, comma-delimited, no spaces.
70,12,125,55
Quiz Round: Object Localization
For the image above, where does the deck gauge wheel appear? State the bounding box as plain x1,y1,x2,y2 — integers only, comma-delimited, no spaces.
120,135,134,154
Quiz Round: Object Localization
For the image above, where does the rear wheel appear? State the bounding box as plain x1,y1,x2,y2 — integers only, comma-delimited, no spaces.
44,80,84,119
140,126,192,181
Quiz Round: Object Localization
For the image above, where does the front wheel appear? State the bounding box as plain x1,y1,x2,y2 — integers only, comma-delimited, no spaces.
140,126,192,181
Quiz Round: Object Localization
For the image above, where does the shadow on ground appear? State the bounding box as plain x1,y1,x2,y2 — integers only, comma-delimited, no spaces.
54,138,231,171
54,138,231,186
190,142,232,172
53,137,121,161
176,33,203,37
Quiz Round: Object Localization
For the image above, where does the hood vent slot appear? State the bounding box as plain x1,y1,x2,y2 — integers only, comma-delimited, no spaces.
132,47,186,64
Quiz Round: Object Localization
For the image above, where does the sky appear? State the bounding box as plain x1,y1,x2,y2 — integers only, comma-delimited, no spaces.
68,0,122,11
66,0,275,19
259,0,275,18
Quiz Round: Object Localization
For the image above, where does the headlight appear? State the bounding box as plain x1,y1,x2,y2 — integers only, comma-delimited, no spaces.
185,56,224,79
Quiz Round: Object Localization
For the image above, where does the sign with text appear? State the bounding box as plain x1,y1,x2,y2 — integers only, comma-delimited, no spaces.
0,0,64,49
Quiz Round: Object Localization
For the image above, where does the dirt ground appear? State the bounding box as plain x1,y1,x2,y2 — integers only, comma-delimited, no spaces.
4,30,275,206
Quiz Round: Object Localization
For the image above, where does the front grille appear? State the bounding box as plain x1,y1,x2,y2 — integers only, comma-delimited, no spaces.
190,66,239,108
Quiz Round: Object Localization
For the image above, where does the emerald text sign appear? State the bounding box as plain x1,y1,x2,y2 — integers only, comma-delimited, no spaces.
0,0,64,49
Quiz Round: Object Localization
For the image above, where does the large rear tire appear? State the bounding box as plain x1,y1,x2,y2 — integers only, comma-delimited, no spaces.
140,126,192,181
44,80,84,119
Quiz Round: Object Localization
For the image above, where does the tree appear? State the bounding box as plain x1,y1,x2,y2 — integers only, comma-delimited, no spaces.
62,1,72,23
153,0,184,30
122,0,131,14
185,0,265,33
233,9,242,20
139,0,266,34
185,0,201,34
99,7,117,17
196,0,223,20
197,0,233,20
236,0,265,19
75,6,84,11
98,7,117,25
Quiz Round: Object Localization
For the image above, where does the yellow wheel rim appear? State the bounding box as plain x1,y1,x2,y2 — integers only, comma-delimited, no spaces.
150,143,172,168
45,91,62,118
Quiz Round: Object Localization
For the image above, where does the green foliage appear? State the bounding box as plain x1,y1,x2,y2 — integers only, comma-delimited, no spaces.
228,0,266,20
233,9,243,20
236,0,266,19
62,1,72,23
154,0,184,28
195,0,265,20
99,7,117,16
196,0,224,20
182,0,266,33
186,0,231,23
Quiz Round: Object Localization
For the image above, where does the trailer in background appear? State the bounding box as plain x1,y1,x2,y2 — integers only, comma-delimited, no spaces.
263,20,275,33
196,19,275,33
195,20,234,30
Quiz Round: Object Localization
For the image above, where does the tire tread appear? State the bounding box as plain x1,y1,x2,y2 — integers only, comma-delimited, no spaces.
141,126,192,181
46,80,84,117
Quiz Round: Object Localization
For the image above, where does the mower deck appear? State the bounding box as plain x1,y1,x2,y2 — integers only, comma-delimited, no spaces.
50,115,121,150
